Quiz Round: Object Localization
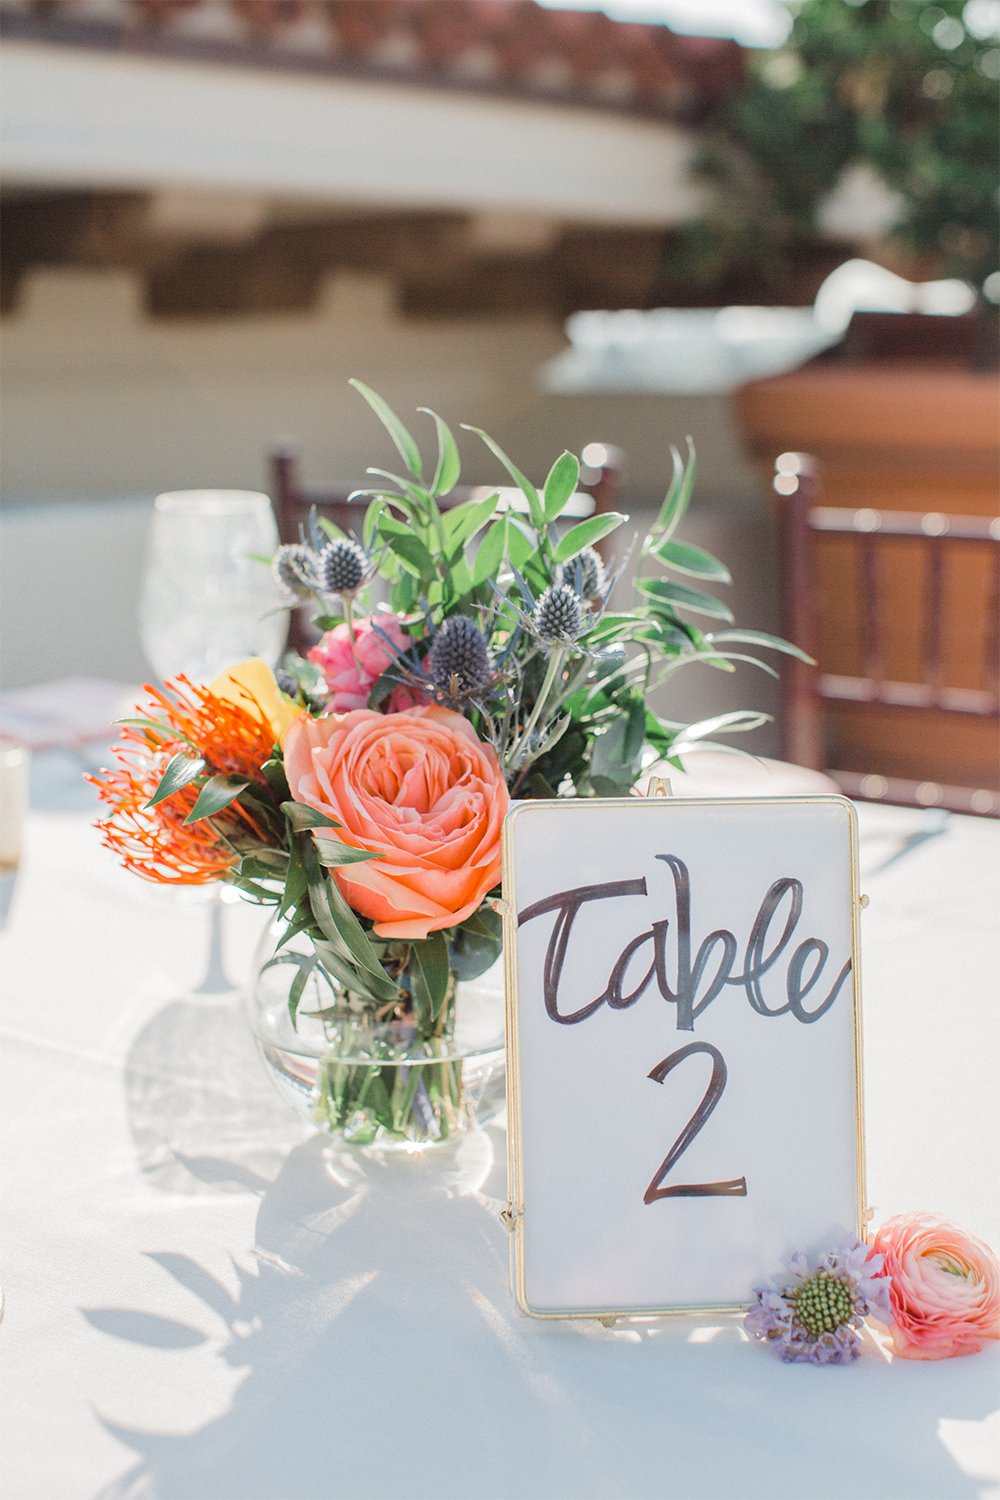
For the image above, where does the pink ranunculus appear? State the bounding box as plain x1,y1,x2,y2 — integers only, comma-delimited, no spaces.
308,614,408,711
871,1212,1000,1360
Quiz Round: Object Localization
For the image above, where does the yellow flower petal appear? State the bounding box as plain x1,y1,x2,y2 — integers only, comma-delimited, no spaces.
209,658,301,746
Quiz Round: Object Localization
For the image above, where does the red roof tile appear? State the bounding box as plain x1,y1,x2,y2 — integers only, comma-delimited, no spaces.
0,0,744,119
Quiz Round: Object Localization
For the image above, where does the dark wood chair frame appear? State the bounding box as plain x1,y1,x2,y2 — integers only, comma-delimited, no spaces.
775,453,1000,818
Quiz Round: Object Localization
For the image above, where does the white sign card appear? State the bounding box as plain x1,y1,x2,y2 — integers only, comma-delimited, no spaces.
501,795,865,1319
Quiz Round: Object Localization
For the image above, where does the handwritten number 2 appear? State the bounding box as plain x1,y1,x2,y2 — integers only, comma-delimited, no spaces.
643,1042,748,1204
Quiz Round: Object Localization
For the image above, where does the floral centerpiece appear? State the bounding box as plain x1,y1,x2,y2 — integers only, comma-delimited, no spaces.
92,382,799,1148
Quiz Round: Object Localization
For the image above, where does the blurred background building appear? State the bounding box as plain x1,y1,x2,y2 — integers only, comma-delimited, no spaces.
1,0,997,789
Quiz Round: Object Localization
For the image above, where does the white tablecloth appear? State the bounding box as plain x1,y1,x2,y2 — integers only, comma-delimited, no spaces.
2,767,998,1500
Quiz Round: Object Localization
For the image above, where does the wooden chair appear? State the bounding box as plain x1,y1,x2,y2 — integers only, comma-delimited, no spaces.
775,453,1000,817
269,441,624,652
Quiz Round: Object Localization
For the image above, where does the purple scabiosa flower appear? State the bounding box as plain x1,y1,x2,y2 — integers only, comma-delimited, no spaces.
744,1237,893,1364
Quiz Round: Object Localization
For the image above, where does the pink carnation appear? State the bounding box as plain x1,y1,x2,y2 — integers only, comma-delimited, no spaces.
871,1212,1000,1360
308,614,408,712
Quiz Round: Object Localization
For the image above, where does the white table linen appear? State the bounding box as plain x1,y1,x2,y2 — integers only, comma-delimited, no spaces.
2,777,998,1500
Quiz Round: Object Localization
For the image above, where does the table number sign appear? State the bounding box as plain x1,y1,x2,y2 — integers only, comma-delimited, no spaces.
500,793,866,1319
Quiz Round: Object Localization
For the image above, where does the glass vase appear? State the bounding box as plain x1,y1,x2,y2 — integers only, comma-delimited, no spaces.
245,916,506,1150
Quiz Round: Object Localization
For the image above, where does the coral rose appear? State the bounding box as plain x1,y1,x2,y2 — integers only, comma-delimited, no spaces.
308,614,407,711
284,705,508,939
871,1212,1000,1360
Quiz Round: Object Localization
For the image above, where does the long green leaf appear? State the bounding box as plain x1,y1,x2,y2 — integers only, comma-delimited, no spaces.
183,775,249,825
651,537,731,583
707,629,814,663
441,493,499,558
637,578,734,622
471,518,508,586
349,379,423,479
314,839,382,868
282,802,339,832
461,425,545,530
652,440,696,541
411,931,450,1026
543,451,580,522
553,512,627,563
383,530,438,579
145,752,206,809
419,407,462,496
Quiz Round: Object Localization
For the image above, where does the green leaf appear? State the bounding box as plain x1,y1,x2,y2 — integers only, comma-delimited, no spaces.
183,775,249,825
349,379,423,479
461,425,545,530
636,578,734,622
553,512,627,563
278,841,309,919
672,709,772,747
282,802,339,832
446,906,503,981
506,516,538,572
410,932,451,1025
590,698,646,791
441,493,499,558
419,407,462,497
117,716,194,747
543,451,581,522
471,518,509,586
651,440,696,541
707,628,814,663
651,537,731,583
386,531,438,579
145,752,206,809
314,839,382,868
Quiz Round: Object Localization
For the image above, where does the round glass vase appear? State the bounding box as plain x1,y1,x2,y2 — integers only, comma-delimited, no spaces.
246,916,506,1151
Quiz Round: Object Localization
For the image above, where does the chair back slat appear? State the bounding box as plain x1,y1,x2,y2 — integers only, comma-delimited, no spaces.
858,529,882,689
922,538,946,701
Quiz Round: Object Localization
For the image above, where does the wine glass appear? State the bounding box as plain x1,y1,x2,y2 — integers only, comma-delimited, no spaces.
138,490,287,993
139,489,286,680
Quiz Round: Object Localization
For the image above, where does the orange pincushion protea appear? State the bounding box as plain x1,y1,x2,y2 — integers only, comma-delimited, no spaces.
89,676,278,885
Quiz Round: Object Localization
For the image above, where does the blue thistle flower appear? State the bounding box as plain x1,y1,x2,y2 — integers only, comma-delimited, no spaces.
273,543,317,601
428,615,493,701
533,584,585,646
557,546,607,603
316,537,369,597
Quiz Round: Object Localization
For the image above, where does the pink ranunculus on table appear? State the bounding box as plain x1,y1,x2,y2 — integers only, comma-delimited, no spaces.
871,1212,1000,1360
